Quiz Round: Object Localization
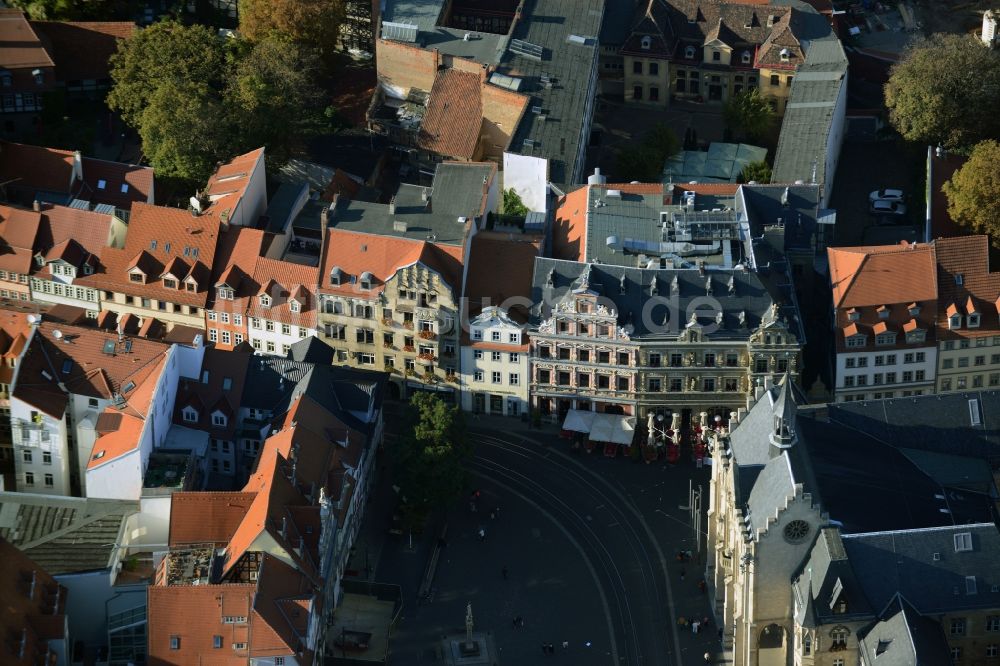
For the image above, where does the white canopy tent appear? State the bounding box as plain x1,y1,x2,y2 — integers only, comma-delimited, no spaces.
562,409,636,446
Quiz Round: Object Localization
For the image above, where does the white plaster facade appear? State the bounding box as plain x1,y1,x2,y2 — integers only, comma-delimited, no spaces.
460,307,529,417
833,346,937,402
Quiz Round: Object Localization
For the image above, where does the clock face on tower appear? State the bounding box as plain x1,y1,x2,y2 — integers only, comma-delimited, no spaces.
783,519,810,543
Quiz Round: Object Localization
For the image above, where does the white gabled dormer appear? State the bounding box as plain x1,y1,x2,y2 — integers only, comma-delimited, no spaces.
182,405,198,423
947,303,961,330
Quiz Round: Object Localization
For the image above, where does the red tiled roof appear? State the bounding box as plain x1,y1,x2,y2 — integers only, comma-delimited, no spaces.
0,140,74,193
77,201,222,307
167,492,256,547
171,347,251,438
418,68,483,160
553,186,589,261
935,235,1000,339
0,10,54,70
31,21,135,83
0,538,68,666
0,205,41,274
245,258,319,327
12,320,170,417
828,242,938,309
319,228,464,300
464,231,541,320
80,157,153,209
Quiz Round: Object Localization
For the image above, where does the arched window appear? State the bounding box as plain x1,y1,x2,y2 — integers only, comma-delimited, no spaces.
641,35,651,50
742,50,752,64
685,45,696,59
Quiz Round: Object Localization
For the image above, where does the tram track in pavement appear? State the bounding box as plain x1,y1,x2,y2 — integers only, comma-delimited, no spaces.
470,430,677,666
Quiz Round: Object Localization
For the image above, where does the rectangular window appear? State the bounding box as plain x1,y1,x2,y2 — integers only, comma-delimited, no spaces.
510,352,519,363
209,329,218,342
509,373,519,385
221,331,231,345
770,74,780,86
633,85,642,100
282,324,291,335
24,472,34,485
474,370,484,382
266,341,275,353
22,449,32,463
42,451,51,465
265,321,275,332
633,60,642,74
987,616,1000,632
44,473,53,487
492,351,502,362
951,618,968,636
492,371,502,384
649,86,659,101
649,62,658,76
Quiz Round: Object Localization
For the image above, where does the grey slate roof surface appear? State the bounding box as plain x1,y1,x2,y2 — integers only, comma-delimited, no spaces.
497,0,604,187
530,257,778,339
770,24,848,192
858,596,952,666
738,184,824,253
287,336,335,365
793,527,873,627
746,454,794,534
429,163,494,218
599,0,638,44
842,523,1000,615
0,492,137,575
731,388,999,536
329,191,470,246
265,182,308,233
240,355,313,412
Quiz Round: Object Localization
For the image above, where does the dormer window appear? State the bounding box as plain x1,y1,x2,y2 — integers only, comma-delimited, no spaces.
846,334,867,348
129,269,145,284
780,48,790,62
968,314,981,328
905,329,926,344
260,294,271,308
875,332,896,346
685,45,696,59
877,305,889,320
473,329,482,340
184,276,197,292
360,271,374,290
163,278,177,289
949,314,962,330
32,68,43,85
641,35,651,50
218,287,233,300
741,50,751,64
330,267,342,286
290,300,301,313
908,303,921,316
182,406,198,423
0,71,10,87
97,179,107,190
847,308,860,322
212,412,227,427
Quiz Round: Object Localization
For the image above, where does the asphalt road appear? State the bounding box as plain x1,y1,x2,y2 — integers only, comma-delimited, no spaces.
374,419,719,665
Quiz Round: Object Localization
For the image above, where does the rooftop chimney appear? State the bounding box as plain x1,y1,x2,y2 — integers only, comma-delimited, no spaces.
32,200,40,212
388,197,396,215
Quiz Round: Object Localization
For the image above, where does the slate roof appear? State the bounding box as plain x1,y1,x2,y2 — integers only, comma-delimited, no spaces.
731,389,1000,539
496,0,604,187
328,187,474,247
857,595,952,666
286,336,335,365
770,28,848,196
0,492,138,575
738,183,825,254
793,527,873,628
843,523,1000,615
430,162,495,218
530,257,780,340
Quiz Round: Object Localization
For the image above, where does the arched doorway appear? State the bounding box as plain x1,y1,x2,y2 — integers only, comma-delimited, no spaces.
758,623,786,666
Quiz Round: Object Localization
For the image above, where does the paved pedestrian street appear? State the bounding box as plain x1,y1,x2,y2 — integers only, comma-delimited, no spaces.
367,417,724,665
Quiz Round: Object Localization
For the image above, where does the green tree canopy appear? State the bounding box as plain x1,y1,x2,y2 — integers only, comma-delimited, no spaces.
391,393,472,529
238,0,345,52
107,21,226,130
739,160,772,184
502,188,529,217
723,88,775,143
885,34,1000,149
227,36,329,161
138,81,230,183
942,140,1000,240
613,123,678,183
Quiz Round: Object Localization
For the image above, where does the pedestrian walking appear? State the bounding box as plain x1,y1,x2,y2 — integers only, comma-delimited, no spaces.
562,641,569,649
692,620,700,634
704,652,712,664
502,566,508,580
698,579,707,593
680,568,686,581
717,627,724,640
490,509,496,520
541,644,547,656
547,644,555,654
495,505,501,518
478,527,486,541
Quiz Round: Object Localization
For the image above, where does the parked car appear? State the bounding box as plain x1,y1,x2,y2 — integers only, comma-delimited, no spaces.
870,199,907,216
869,188,904,202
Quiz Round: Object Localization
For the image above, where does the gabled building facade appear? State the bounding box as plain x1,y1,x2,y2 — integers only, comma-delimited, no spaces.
828,242,938,402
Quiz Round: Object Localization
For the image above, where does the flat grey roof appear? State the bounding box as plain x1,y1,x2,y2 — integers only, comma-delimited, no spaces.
497,0,605,187
430,162,494,217
265,182,307,233
381,0,506,62
329,188,469,246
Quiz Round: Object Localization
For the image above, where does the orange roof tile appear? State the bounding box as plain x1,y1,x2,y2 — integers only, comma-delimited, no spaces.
0,140,73,194
0,10,54,70
168,492,256,547
0,538,68,666
828,243,938,308
553,186,589,261
934,235,1000,339
464,231,541,320
77,201,222,306
0,205,41,274
418,68,483,159
31,21,134,82
245,258,318,327
319,228,464,300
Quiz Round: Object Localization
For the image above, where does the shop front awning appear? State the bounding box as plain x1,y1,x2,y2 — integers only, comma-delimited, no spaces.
562,409,636,446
